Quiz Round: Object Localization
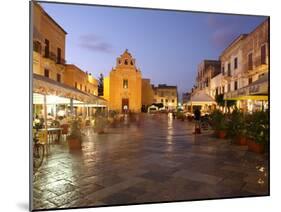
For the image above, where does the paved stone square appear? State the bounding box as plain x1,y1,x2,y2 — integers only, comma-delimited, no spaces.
32,114,268,210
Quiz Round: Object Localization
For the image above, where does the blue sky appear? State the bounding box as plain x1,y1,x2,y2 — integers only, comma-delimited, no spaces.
40,2,267,96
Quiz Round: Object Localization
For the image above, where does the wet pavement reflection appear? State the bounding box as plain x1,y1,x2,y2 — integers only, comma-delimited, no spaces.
33,114,268,210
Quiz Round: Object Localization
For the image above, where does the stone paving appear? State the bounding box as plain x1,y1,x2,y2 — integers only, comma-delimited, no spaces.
32,114,268,210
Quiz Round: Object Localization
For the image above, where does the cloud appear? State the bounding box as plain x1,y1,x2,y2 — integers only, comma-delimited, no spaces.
211,27,236,47
79,34,113,53
206,15,240,48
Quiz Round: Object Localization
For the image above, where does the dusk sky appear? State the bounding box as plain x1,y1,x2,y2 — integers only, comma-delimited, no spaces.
40,2,267,97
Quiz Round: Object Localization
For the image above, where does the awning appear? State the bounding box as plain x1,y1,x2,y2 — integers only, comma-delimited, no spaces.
224,73,268,100
33,74,107,106
187,90,216,105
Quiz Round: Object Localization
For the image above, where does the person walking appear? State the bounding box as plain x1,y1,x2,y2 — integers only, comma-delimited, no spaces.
194,108,201,134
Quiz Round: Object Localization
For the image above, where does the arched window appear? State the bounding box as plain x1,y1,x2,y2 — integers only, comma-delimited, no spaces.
124,59,128,65
130,60,133,65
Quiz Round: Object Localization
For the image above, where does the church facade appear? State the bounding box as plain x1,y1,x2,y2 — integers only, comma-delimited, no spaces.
103,50,142,113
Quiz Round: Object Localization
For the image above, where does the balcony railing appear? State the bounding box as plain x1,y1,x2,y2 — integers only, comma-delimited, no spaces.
43,51,66,65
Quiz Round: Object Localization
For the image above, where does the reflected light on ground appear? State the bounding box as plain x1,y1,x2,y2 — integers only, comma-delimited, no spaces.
167,113,173,144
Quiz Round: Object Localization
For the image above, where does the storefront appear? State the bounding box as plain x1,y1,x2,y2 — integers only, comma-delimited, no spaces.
224,73,268,113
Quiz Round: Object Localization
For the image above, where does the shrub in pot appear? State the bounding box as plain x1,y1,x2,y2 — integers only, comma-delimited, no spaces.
226,109,247,145
245,111,269,153
67,120,82,150
210,109,227,139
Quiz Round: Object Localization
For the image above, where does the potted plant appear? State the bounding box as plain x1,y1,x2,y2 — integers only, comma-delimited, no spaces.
245,111,268,153
226,109,247,145
210,109,227,139
67,120,82,150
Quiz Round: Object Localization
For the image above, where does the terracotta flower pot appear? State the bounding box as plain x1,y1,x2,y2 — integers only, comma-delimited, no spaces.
68,138,82,150
217,130,226,139
247,138,265,154
235,135,247,145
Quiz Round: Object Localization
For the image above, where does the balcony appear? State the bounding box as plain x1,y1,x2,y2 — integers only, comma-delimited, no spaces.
224,73,268,100
43,51,66,65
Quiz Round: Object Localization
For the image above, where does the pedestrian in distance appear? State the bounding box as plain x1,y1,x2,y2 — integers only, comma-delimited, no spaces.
194,108,201,134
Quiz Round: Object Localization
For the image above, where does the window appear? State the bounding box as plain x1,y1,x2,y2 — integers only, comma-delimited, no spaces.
33,41,41,53
227,63,231,76
206,79,209,87
222,67,225,75
44,69,49,78
130,60,133,65
44,39,49,57
161,99,164,103
222,86,225,94
172,99,175,103
234,57,238,69
165,99,168,103
228,84,231,92
248,53,253,70
248,77,252,84
124,59,128,65
85,86,87,92
57,48,61,64
75,82,77,88
234,81,238,90
123,79,128,89
261,45,266,64
80,84,82,90
56,73,61,82
215,88,218,96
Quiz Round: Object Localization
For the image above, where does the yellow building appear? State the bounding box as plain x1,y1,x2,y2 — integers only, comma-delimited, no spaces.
141,79,154,108
103,49,142,113
64,64,98,96
33,2,66,82
153,84,178,110
32,2,107,121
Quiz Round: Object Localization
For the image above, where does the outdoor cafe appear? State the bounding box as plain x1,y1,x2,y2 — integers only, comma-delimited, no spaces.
32,74,108,152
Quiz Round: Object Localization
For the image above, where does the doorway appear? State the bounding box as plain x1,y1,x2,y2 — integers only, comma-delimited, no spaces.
122,98,129,113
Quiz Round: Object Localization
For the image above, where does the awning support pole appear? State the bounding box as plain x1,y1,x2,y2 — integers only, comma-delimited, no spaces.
43,94,48,154
70,98,74,117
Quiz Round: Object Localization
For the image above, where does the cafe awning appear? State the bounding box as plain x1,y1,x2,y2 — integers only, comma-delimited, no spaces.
187,90,216,106
33,73,107,106
224,73,268,100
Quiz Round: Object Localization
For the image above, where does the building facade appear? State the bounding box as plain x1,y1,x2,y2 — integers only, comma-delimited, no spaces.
153,84,178,110
141,79,154,109
32,2,106,121
196,60,221,94
219,34,248,96
103,50,142,113
33,2,66,83
64,64,98,96
223,19,269,112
